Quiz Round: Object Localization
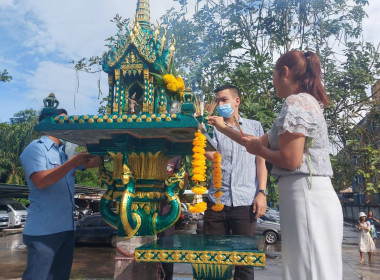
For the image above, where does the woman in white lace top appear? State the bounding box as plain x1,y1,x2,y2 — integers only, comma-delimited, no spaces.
241,50,343,279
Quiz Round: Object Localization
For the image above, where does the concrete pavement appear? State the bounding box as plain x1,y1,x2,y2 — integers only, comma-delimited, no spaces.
173,245,379,279
172,222,379,280
1,223,378,279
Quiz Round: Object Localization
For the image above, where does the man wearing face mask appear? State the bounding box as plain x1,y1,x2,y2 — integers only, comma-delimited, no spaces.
205,85,267,280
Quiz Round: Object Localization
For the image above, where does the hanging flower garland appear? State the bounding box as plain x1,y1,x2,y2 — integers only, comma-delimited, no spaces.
163,74,185,100
211,152,224,211
189,131,207,213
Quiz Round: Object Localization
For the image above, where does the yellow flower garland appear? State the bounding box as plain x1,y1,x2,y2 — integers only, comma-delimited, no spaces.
189,131,207,213
211,152,224,212
163,74,185,99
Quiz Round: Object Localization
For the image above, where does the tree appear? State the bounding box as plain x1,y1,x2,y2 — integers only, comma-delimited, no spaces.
70,0,380,198
161,0,379,198
0,69,12,82
0,110,39,184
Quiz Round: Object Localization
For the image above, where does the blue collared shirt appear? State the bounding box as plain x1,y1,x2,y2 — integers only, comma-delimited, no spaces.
208,117,264,207
20,136,75,235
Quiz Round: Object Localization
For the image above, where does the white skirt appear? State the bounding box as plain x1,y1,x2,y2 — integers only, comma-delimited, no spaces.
278,174,343,280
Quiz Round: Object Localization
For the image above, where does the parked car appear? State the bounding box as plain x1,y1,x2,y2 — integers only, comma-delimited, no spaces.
196,216,281,244
75,214,118,247
175,202,192,229
266,207,280,216
73,205,94,221
260,213,280,223
256,218,281,244
0,198,27,228
0,211,9,230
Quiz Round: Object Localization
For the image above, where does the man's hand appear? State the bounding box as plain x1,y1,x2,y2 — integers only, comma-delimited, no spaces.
253,192,267,219
208,116,226,131
83,155,99,169
71,152,97,167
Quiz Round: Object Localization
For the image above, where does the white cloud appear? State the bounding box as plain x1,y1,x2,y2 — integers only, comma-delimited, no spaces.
362,1,380,43
0,0,14,8
1,0,379,123
0,1,181,121
17,0,180,59
23,61,104,116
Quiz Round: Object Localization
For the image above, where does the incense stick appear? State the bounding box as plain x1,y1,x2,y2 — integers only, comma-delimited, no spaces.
233,115,245,137
205,100,217,115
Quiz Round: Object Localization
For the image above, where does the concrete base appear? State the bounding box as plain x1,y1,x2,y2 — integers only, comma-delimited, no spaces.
114,235,157,280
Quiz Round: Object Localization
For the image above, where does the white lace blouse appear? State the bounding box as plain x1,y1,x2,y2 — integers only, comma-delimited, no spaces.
267,93,333,177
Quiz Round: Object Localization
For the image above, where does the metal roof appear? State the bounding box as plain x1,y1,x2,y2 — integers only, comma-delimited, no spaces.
0,183,105,199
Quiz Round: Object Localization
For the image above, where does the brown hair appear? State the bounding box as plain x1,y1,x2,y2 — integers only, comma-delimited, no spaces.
275,50,329,107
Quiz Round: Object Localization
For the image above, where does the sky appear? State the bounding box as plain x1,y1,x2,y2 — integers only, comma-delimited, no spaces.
0,0,379,123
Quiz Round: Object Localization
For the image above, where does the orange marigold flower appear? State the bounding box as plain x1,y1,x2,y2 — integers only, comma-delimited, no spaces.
192,174,206,182
192,154,206,161
211,203,224,212
213,191,223,198
194,201,207,212
194,131,206,141
191,186,207,195
213,152,222,161
192,146,205,153
193,166,207,174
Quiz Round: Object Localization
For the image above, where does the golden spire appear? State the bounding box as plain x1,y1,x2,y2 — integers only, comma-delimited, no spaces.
136,0,151,30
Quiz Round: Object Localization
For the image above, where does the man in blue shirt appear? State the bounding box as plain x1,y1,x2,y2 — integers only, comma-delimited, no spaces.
20,109,98,280
206,85,268,280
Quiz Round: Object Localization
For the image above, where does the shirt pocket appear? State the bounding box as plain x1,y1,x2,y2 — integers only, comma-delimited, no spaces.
47,157,61,169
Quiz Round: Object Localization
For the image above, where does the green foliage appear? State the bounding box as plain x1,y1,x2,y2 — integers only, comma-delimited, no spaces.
14,198,30,206
0,110,39,184
74,146,102,188
0,69,12,82
67,0,379,200
162,0,379,197
267,175,279,208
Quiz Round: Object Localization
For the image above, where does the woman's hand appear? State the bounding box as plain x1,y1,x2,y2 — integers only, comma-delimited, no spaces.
242,136,263,156
208,116,226,131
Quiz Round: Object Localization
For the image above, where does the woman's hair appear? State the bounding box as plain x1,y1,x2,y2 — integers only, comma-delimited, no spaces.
275,50,329,107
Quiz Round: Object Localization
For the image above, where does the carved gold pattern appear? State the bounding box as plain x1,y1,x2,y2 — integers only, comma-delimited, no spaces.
135,250,265,267
121,190,141,237
127,152,170,180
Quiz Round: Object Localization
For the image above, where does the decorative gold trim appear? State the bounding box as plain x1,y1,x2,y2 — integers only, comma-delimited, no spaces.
135,249,265,267
120,190,141,237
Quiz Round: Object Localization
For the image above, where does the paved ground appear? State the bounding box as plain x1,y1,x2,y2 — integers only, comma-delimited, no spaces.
172,245,380,280
0,222,379,279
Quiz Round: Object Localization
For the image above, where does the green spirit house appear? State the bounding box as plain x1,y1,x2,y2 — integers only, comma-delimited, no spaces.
35,1,265,279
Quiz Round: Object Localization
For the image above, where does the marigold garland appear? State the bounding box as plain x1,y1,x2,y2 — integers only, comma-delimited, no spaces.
189,131,207,213
163,74,185,100
191,186,207,195
211,152,224,211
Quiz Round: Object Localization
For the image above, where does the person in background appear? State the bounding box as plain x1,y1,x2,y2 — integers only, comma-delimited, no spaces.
206,85,268,280
358,212,376,264
210,51,343,279
20,109,99,280
367,210,379,244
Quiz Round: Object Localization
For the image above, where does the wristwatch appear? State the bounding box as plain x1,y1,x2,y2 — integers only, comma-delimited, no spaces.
258,189,268,196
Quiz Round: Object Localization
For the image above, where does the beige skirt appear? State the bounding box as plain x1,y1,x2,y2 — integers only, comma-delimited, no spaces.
278,174,343,280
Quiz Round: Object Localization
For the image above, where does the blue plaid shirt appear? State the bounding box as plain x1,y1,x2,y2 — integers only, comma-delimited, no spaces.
20,136,76,235
208,117,264,207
